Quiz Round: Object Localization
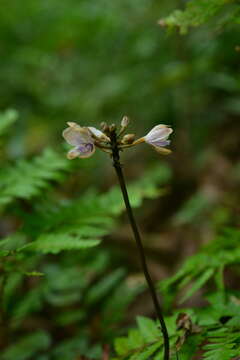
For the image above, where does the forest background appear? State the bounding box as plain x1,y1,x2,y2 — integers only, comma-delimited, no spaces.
0,0,240,359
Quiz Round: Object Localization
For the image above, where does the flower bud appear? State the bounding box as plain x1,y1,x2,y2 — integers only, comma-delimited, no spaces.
109,124,116,132
100,122,109,132
122,134,135,144
121,116,130,129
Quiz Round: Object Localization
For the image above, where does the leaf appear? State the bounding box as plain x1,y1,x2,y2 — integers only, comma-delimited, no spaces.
11,287,43,325
137,316,160,342
160,229,240,304
180,268,215,303
85,268,126,304
159,0,235,34
202,326,240,360
0,149,70,206
0,233,26,251
2,331,51,360
127,329,145,349
114,337,131,356
129,342,161,360
21,233,101,254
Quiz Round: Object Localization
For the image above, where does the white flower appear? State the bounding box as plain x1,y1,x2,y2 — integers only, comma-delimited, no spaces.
63,122,109,160
143,124,173,155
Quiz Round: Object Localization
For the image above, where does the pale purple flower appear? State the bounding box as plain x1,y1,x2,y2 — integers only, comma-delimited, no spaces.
63,120,173,159
143,124,173,155
62,122,108,159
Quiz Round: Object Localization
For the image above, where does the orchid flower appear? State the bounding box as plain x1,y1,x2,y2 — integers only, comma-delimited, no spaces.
62,118,173,159
141,124,173,155
62,122,109,159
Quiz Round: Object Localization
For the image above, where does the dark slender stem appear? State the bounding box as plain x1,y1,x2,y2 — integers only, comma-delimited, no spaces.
110,131,170,360
0,270,8,349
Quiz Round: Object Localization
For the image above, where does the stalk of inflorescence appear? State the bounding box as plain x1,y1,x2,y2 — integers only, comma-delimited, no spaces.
110,126,170,360
62,117,173,360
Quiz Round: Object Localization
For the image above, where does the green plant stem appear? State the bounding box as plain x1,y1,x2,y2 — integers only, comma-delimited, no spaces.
110,131,170,360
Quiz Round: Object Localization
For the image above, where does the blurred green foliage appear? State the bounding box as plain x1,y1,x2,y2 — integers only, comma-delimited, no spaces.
0,111,171,359
0,0,239,157
0,0,240,359
160,0,240,34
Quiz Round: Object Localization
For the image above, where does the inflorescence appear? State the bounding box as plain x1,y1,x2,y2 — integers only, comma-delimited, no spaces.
62,116,173,159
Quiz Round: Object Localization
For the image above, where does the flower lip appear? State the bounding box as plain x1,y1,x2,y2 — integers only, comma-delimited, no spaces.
67,143,95,159
63,122,96,159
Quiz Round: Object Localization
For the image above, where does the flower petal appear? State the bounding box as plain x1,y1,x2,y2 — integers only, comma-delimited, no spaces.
145,125,173,144
77,143,96,158
88,127,110,142
67,143,95,159
67,147,82,160
63,125,92,146
149,139,171,147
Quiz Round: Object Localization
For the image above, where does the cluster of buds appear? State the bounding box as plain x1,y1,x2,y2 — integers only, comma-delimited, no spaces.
62,116,173,159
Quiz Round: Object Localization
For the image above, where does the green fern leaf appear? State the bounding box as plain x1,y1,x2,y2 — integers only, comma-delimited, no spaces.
203,326,240,360
2,331,51,360
0,148,70,206
180,268,215,303
129,342,160,360
85,268,126,304
137,316,160,343
160,229,240,303
159,0,235,34
21,233,101,254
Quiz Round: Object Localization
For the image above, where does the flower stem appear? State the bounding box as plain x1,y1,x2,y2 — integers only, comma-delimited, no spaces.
110,130,170,360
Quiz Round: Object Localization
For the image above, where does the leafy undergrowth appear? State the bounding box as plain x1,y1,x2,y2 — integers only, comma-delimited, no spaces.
159,0,240,34
112,228,240,360
0,110,172,360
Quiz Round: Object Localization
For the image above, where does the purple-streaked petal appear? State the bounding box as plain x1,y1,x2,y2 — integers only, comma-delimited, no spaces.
77,143,95,158
67,143,95,159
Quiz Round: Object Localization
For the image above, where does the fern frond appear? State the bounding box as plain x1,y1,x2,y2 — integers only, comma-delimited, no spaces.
21,233,101,254
0,148,70,206
20,164,171,254
112,297,240,360
160,228,240,303
159,0,238,34
2,331,51,360
203,326,240,360
113,315,179,360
